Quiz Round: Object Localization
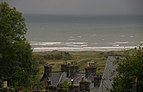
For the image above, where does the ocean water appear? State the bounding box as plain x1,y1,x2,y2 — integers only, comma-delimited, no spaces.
25,15,143,51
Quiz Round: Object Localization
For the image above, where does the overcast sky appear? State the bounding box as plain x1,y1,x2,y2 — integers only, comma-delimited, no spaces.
2,0,143,15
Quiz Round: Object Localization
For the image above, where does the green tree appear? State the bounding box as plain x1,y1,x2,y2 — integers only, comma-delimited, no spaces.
45,51,72,60
57,81,70,91
0,2,33,88
110,48,143,92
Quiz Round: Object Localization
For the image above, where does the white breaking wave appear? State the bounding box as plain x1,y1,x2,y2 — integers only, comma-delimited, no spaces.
120,35,125,37
113,44,120,47
115,41,129,44
68,39,76,41
130,35,134,38
32,46,138,52
77,36,82,38
31,41,88,46
65,42,87,47
140,41,143,43
65,42,87,45
31,41,63,46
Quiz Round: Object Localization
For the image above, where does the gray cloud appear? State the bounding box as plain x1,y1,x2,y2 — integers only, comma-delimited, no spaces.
4,0,143,15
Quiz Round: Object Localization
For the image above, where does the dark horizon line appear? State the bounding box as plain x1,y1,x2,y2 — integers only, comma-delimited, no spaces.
23,13,143,17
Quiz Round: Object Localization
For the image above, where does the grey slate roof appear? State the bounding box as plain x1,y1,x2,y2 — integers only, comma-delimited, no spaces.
49,72,63,85
98,56,119,92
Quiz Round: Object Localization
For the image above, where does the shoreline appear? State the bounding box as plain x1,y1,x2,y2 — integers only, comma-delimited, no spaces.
30,41,143,52
32,46,140,52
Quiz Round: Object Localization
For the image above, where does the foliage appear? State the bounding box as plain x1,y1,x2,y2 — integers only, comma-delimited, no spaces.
44,50,73,60
110,48,143,92
0,2,33,88
33,51,106,75
58,81,70,91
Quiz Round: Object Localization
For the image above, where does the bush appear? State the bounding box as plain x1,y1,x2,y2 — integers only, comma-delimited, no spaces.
45,51,72,60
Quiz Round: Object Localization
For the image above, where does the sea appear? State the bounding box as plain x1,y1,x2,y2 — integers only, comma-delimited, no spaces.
24,15,143,52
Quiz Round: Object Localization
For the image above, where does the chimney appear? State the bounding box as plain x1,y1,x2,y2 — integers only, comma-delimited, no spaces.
3,80,8,88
